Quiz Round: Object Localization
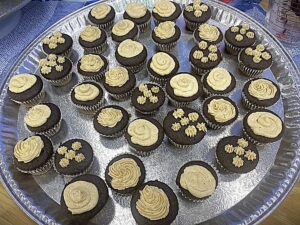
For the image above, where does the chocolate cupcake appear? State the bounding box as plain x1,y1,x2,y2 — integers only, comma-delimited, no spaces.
115,39,147,73
152,0,182,25
243,109,284,145
166,73,202,107
189,41,222,75
77,54,108,81
193,23,223,46
24,103,62,136
202,96,238,129
93,105,130,138
42,31,73,57
163,107,207,148
202,67,236,96
131,180,178,225
176,161,218,201
70,81,104,113
111,19,139,44
125,118,164,156
216,136,259,173
13,135,53,175
103,67,136,100
54,139,94,176
225,24,256,55
238,44,273,77
147,52,179,84
131,83,165,114
242,78,280,110
123,3,151,32
105,154,145,194
60,174,108,223
39,54,73,86
88,3,115,30
79,25,107,54
152,21,181,51
7,73,44,106
183,0,212,31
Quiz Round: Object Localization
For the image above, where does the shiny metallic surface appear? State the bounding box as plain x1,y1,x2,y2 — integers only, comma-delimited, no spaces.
0,0,299,225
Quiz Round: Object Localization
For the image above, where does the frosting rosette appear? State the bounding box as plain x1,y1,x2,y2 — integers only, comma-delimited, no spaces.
207,99,236,123
112,19,135,36
198,24,220,42
153,0,176,17
74,83,100,101
97,107,123,128
118,39,143,58
150,52,175,76
154,21,176,39
91,3,111,20
14,136,44,163
24,104,51,127
80,25,101,42
125,3,147,18
248,79,277,100
170,73,198,97
8,74,37,93
80,54,104,72
105,67,129,87
207,68,231,91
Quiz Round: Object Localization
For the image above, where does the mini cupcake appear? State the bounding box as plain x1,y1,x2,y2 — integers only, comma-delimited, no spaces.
123,3,151,32
111,19,139,44
242,78,280,110
13,135,53,175
163,107,207,148
152,0,182,25
202,96,238,129
125,118,164,156
243,109,284,145
24,103,62,136
42,31,73,57
166,73,202,107
131,180,179,225
7,73,44,106
115,39,147,73
147,52,179,84
131,83,165,114
70,81,104,113
93,105,130,138
183,0,212,31
202,67,236,96
88,3,115,30
53,139,94,177
176,161,218,201
103,67,136,100
77,54,108,81
216,136,259,173
60,174,108,223
79,25,107,54
105,154,145,194
238,44,273,77
39,54,73,86
225,24,256,56
189,41,222,75
193,23,223,46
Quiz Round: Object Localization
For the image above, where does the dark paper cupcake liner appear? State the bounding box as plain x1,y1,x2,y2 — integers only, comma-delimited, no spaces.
224,39,242,56
74,97,105,114
109,88,134,101
123,58,146,74
202,86,229,97
242,128,266,146
128,145,154,157
154,40,177,52
98,125,128,138
81,67,108,82
45,70,73,87
138,19,151,33
184,19,199,31
41,118,62,137
168,138,193,149
148,71,168,86
83,41,108,55
166,93,192,107
12,90,45,107
112,30,140,45
241,91,264,110
190,63,210,76
16,157,53,175
97,20,114,31
202,112,224,130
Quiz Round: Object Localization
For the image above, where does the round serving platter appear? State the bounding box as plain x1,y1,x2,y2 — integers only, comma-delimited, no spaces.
0,0,300,224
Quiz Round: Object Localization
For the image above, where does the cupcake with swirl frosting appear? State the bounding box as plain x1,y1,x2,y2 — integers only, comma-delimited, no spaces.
60,174,108,222
88,3,115,30
123,3,151,32
131,180,179,225
79,25,107,54
193,23,223,46
152,0,182,25
111,19,139,44
13,135,53,175
243,109,284,145
105,154,145,194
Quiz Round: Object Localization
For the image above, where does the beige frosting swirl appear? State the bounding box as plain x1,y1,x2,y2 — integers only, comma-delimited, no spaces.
91,4,111,20
8,74,37,93
112,19,135,36
97,107,123,128
248,79,277,100
24,105,51,127
154,21,176,39
180,165,216,198
128,119,159,146
136,185,170,220
80,25,101,42
198,24,220,42
108,158,141,190
118,39,143,58
170,73,198,97
125,3,147,18
14,136,44,163
63,181,98,215
80,54,104,72
150,52,175,76
207,99,236,123
207,68,232,91
74,84,99,101
247,111,282,138
153,0,176,17
105,67,129,87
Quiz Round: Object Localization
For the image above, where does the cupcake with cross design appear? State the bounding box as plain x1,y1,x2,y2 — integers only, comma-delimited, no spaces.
42,31,73,57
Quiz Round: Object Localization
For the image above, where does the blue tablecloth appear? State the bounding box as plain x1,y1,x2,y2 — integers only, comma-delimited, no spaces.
0,0,299,79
